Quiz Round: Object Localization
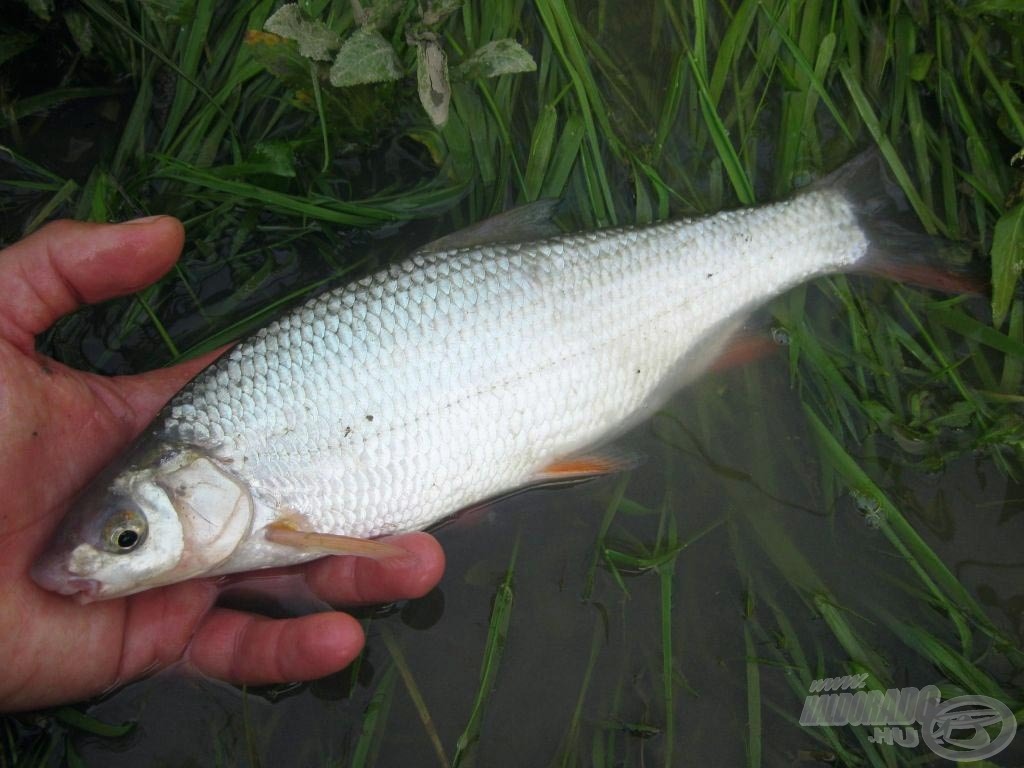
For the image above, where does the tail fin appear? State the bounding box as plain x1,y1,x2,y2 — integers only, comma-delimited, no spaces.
811,149,985,296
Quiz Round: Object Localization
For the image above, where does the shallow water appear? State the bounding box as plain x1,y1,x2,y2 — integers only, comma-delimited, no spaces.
71,321,1024,765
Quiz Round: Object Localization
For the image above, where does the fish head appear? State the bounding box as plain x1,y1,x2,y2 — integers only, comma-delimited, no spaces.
32,441,254,602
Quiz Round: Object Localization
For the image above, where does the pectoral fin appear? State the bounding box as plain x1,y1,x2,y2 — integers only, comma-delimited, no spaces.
265,523,406,560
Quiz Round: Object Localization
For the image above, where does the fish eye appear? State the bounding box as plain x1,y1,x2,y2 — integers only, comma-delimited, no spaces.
101,505,148,553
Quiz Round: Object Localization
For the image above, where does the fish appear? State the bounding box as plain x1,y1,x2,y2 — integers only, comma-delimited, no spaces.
31,152,933,601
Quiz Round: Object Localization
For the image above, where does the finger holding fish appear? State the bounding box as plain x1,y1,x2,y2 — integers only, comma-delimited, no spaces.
165,535,444,685
185,606,366,686
212,532,444,609
181,534,445,685
299,531,445,606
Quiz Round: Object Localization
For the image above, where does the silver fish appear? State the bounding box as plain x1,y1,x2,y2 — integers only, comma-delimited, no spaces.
33,154,904,601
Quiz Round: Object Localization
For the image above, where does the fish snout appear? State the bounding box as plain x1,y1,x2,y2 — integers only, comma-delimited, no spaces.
30,556,102,601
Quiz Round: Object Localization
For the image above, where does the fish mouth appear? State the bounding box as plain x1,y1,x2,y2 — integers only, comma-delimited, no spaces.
68,580,104,604
30,559,102,602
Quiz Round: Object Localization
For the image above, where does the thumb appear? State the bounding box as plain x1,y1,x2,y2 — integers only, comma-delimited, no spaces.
0,217,184,353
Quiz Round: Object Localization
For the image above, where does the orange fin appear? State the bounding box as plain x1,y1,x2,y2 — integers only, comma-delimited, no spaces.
534,453,636,483
265,523,406,560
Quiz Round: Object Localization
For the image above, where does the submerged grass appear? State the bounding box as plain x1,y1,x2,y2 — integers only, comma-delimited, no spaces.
451,532,518,767
2,0,1023,765
379,626,448,767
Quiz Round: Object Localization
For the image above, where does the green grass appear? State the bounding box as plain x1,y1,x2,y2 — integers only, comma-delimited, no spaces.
1,0,1023,765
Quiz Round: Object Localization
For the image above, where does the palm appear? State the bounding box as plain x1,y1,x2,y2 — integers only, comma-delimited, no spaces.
0,219,444,711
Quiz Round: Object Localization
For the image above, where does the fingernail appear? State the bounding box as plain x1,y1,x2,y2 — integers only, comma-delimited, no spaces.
123,214,168,225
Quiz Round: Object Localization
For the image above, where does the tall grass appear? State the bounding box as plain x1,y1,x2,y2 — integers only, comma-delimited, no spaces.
1,0,1022,765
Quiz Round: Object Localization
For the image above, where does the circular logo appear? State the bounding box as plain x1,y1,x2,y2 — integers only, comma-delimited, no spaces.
921,694,1017,761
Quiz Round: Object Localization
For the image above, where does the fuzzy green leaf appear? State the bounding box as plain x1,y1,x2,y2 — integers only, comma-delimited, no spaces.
264,5,305,37
455,39,536,80
329,27,403,87
420,0,462,27
991,201,1024,327
352,0,405,29
252,141,298,177
264,3,340,62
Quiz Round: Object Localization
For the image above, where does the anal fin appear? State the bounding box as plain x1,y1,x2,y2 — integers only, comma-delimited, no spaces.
533,452,636,484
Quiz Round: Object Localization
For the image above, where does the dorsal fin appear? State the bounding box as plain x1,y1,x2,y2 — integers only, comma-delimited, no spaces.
416,199,561,254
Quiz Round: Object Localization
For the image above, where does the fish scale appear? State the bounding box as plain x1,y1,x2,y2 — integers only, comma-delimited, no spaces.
157,188,866,570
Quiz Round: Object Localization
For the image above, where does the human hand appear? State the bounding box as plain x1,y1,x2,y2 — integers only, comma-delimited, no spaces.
0,217,445,712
